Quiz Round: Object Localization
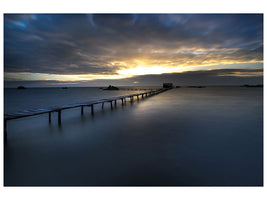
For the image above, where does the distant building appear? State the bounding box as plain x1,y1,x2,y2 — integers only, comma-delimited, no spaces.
163,83,173,88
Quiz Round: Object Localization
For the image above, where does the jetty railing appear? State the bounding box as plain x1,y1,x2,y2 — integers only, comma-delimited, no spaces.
4,88,169,140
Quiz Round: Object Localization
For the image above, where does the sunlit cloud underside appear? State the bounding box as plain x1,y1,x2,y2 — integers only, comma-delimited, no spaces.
4,14,263,85
5,61,263,82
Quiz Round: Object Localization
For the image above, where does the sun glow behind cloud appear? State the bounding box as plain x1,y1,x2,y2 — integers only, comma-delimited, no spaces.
4,14,263,86
4,60,263,83
117,65,185,76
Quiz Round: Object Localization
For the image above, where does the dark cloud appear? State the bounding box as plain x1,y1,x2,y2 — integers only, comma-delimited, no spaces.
4,69,263,88
4,14,263,78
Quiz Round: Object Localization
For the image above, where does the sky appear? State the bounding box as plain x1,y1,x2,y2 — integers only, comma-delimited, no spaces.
4,14,263,87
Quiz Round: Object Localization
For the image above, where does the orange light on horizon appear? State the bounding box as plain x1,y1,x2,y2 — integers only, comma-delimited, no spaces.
117,65,185,76
4,60,263,82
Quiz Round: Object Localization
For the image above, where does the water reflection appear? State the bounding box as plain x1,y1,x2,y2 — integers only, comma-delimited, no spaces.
5,87,263,186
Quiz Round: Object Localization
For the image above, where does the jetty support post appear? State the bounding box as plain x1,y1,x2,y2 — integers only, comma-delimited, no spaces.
121,98,124,105
4,119,7,143
115,100,117,107
102,102,104,109
58,110,61,125
81,106,84,115
49,112,51,123
91,104,94,115
137,95,139,101
110,101,113,109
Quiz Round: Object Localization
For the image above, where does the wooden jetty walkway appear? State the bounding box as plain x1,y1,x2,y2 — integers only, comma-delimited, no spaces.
4,88,169,141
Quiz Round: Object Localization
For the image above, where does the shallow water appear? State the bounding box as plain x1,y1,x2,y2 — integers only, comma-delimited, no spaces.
4,86,263,186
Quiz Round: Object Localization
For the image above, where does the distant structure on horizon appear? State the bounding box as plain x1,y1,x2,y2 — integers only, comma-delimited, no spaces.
17,86,26,89
103,85,119,90
163,83,173,88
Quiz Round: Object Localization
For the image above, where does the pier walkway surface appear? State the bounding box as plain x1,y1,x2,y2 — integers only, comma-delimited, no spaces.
4,87,263,186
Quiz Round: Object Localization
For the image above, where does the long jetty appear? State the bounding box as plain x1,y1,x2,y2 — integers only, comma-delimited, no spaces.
4,88,169,141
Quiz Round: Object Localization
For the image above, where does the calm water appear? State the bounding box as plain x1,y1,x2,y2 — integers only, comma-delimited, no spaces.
4,86,158,113
4,86,263,186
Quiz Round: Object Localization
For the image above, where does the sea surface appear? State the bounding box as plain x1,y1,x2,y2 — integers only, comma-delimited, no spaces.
4,86,158,113
4,86,263,186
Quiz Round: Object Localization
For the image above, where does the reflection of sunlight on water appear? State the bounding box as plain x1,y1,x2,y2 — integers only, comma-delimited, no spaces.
5,87,263,186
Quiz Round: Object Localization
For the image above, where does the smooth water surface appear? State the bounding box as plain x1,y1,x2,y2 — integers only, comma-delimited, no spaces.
4,87,156,113
4,86,263,186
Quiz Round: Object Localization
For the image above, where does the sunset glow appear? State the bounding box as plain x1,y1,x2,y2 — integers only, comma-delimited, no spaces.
117,65,185,76
4,14,263,87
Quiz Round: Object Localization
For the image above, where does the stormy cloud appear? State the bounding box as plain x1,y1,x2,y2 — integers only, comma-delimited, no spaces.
4,14,263,86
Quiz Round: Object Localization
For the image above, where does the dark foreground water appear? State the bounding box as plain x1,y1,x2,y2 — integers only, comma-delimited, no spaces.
4,86,263,186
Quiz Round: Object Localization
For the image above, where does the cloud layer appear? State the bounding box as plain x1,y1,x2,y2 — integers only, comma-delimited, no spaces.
4,68,263,88
4,14,263,86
